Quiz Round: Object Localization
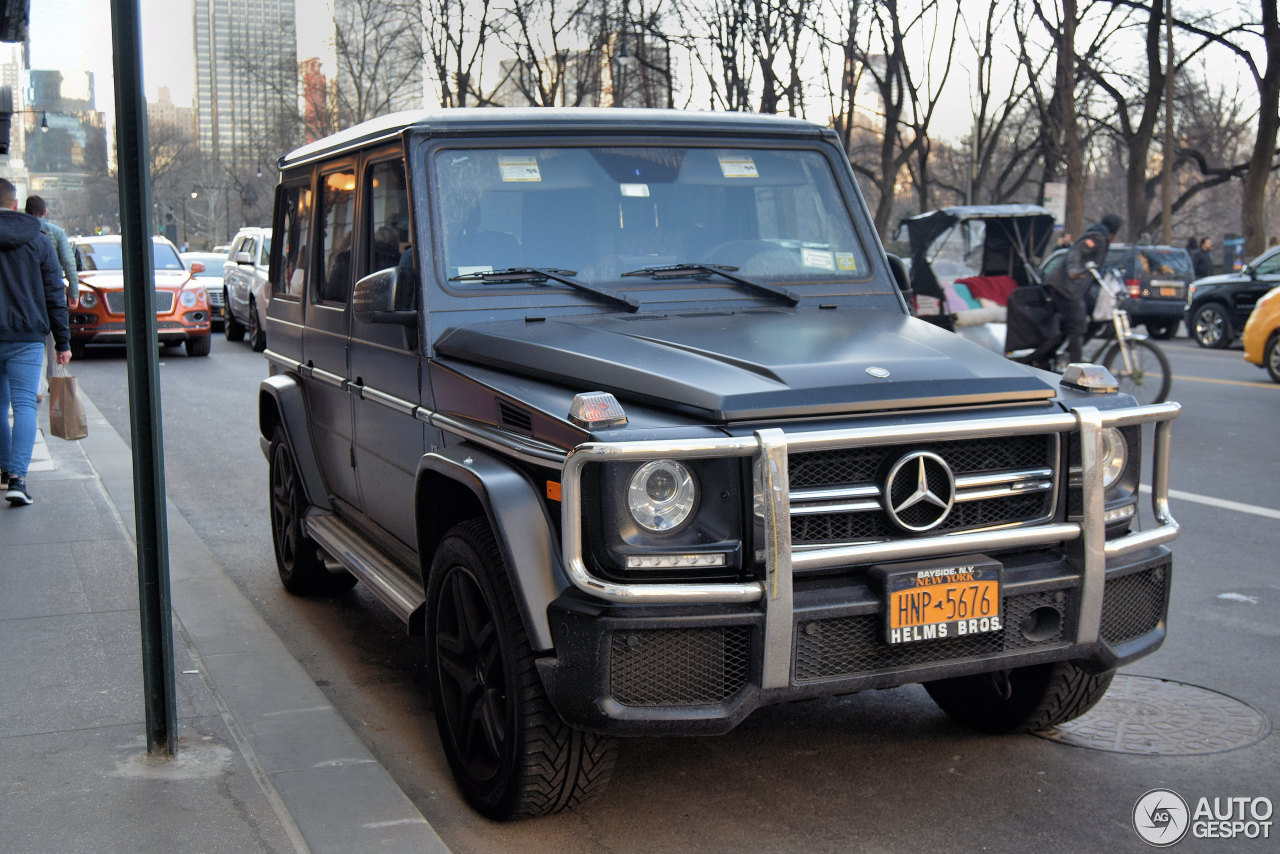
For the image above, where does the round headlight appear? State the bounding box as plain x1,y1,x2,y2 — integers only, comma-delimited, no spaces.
627,459,697,533
79,290,97,308
1100,427,1128,489
180,289,198,307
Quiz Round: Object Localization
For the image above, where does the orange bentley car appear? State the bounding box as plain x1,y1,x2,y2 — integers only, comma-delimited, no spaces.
69,235,212,357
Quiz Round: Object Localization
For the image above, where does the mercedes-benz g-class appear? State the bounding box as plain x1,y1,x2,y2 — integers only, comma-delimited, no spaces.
258,108,1179,820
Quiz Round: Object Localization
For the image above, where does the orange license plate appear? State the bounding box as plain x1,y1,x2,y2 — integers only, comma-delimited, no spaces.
884,561,1001,645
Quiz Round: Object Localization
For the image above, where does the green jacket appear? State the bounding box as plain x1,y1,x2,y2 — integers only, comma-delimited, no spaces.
38,217,78,301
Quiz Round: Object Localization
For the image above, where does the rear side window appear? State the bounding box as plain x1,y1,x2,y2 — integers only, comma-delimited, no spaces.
316,169,357,304
273,182,313,298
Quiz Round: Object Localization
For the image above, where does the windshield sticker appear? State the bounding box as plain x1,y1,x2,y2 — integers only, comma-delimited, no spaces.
802,248,835,270
836,252,858,271
620,183,650,198
718,155,759,178
499,156,542,182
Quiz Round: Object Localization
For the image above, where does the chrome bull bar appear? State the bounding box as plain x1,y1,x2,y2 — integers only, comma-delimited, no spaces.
560,402,1180,689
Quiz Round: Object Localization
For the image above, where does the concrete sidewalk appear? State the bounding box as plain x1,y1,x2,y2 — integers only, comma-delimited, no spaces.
1,392,449,854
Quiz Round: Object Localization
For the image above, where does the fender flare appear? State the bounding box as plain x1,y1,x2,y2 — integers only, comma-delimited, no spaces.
417,446,568,652
258,374,332,511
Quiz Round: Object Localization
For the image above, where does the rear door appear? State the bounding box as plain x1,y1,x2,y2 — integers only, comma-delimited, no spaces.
303,161,362,512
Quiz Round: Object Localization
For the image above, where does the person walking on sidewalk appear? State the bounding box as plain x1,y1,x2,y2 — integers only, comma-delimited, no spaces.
0,178,71,506
24,194,79,401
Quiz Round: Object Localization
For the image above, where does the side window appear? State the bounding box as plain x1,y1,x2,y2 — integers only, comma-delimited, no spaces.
272,181,313,299
364,158,414,309
1255,253,1280,276
316,169,357,305
243,238,257,264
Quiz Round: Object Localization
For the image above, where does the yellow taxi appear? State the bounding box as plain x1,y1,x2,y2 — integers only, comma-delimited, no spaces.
1241,284,1280,382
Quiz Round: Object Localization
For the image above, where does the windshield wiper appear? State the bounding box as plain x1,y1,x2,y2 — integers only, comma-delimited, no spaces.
450,267,640,312
621,263,799,307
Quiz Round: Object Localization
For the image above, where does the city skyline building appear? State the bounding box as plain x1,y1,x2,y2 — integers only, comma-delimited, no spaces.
194,0,298,176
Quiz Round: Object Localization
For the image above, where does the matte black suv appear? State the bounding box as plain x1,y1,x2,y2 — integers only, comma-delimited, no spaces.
1185,245,1280,348
259,109,1180,819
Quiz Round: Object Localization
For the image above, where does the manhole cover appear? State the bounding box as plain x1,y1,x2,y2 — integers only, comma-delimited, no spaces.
1035,674,1270,756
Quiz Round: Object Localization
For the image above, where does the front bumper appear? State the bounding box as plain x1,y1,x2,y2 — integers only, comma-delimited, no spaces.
540,545,1170,734
543,403,1180,735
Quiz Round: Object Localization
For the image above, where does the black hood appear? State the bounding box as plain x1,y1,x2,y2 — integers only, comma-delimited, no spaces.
0,210,42,250
434,309,1057,421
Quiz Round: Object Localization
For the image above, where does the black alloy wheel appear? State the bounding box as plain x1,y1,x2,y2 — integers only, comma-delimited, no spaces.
268,426,355,595
427,520,616,820
1191,302,1232,349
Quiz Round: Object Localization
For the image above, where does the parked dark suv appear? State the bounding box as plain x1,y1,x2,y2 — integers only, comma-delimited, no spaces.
259,109,1179,819
1185,245,1280,348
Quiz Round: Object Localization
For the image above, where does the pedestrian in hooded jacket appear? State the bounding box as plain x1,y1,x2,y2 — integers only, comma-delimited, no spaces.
0,178,71,506
1046,213,1122,364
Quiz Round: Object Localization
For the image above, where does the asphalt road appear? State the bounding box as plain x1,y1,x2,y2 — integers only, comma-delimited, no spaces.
69,329,1279,853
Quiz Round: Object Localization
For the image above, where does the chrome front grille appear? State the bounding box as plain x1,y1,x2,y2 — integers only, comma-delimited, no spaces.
788,434,1059,552
104,290,176,315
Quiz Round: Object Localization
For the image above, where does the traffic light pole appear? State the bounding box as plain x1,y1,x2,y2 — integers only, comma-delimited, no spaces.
110,0,178,756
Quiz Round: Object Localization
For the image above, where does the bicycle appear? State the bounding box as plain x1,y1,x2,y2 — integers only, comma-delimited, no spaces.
1009,267,1172,405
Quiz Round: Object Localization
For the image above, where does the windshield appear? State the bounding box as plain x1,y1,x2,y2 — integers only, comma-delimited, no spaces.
433,145,869,290
77,240,185,272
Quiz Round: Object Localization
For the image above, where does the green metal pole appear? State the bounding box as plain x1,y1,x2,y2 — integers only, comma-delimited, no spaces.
109,0,178,756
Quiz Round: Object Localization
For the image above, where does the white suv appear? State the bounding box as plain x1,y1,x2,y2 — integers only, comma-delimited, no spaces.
223,226,272,350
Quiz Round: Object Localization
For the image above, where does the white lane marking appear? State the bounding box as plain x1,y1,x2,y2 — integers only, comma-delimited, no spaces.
1141,484,1280,520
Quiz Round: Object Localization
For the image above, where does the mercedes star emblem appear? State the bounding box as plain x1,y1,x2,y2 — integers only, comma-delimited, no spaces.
883,451,955,532
866,366,891,378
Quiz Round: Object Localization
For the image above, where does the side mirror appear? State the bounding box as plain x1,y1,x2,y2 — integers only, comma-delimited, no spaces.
189,261,206,274
235,251,252,264
353,267,416,326
886,253,914,310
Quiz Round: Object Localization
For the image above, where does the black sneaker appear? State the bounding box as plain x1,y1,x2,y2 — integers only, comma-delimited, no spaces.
5,477,32,506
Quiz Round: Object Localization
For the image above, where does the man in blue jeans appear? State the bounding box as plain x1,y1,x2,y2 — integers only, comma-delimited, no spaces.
0,178,71,506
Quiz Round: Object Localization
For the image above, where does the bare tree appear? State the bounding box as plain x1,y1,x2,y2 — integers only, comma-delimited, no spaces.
420,0,498,106
837,0,959,235
333,0,425,124
676,0,814,115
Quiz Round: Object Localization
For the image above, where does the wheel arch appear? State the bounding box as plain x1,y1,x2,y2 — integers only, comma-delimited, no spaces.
416,446,567,651
259,375,331,511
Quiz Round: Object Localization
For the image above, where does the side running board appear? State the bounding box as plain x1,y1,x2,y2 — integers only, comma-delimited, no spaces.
304,511,425,625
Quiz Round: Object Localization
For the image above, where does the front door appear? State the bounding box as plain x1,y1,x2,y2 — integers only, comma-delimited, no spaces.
349,154,426,550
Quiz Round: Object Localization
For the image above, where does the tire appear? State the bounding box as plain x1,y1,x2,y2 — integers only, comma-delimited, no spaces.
1191,302,1232,348
184,335,212,357
1266,334,1280,384
1144,320,1178,340
224,309,246,342
427,520,617,820
268,426,356,596
1101,338,1171,405
925,661,1115,733
248,298,267,352
70,341,86,360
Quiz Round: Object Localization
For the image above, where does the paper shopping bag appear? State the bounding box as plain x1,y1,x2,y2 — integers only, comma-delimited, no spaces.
48,366,88,441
